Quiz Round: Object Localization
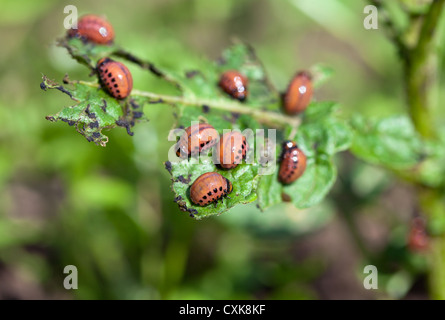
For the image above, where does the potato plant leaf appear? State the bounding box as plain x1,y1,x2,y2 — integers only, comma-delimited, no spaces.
257,103,351,211
164,46,351,218
349,115,425,169
43,32,351,218
41,75,145,146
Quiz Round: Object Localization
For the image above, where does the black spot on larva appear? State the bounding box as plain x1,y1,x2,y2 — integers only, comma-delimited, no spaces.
293,165,297,169
116,89,120,93
111,78,116,82
199,200,203,203
242,144,245,149
219,187,222,191
200,143,205,148
213,188,217,193
108,72,112,77
105,69,108,73
243,140,246,145
238,150,242,154
114,84,118,88
291,171,295,175
207,191,212,196
203,195,207,200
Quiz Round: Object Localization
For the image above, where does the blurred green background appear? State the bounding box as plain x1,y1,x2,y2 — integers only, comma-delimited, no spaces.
0,0,444,299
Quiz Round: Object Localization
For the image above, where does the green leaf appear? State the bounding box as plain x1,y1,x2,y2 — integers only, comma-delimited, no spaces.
164,44,351,218
257,103,351,210
416,129,445,188
257,150,337,210
166,158,259,219
46,32,350,218
42,75,145,146
309,64,335,89
350,115,424,169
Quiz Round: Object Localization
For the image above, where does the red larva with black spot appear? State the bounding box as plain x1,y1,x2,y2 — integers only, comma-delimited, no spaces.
283,71,313,114
175,123,219,158
214,131,248,169
408,217,429,252
218,70,248,101
68,14,115,44
278,141,307,184
97,58,133,100
190,172,233,206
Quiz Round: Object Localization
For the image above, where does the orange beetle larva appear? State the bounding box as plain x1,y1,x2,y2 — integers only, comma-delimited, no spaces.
68,14,115,44
97,58,133,100
190,172,233,206
214,131,248,169
408,217,429,252
175,123,219,158
278,141,307,184
218,70,248,101
283,71,313,114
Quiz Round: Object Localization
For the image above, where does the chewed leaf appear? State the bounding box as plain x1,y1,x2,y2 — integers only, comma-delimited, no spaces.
58,37,119,69
165,158,259,219
42,75,145,146
46,30,350,218
163,43,351,218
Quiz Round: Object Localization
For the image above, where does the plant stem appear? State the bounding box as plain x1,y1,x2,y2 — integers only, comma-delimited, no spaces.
404,0,445,138
420,190,445,300
406,0,445,300
77,80,302,129
371,0,445,299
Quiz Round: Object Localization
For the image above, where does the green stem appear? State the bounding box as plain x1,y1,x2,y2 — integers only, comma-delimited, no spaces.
407,0,445,300
370,0,445,299
420,190,445,300
404,0,445,138
77,80,302,129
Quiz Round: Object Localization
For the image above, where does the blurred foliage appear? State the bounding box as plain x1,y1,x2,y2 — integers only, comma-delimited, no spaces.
0,0,444,300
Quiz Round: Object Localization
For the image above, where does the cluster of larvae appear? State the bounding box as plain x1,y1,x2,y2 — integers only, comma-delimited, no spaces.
67,14,313,208
68,15,133,100
180,68,312,207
